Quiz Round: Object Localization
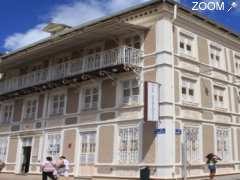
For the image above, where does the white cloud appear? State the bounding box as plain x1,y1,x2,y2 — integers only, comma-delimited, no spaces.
4,24,49,51
3,0,150,51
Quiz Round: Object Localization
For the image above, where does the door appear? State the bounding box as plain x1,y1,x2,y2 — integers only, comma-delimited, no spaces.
21,146,32,173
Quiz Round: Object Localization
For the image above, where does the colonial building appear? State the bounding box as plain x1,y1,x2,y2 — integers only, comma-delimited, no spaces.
0,0,240,179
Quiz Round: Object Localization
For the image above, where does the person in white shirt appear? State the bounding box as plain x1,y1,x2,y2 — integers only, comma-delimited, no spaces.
56,156,69,180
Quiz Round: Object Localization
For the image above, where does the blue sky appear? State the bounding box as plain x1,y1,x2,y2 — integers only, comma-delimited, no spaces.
0,0,239,52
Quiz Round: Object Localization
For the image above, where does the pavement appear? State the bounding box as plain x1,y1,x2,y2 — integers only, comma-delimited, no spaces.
0,174,240,180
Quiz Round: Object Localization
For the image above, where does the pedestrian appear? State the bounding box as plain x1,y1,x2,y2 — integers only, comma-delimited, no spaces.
206,153,221,180
0,160,5,172
56,156,69,180
41,157,57,180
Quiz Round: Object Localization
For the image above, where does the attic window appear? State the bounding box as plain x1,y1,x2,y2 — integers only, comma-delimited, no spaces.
42,23,72,35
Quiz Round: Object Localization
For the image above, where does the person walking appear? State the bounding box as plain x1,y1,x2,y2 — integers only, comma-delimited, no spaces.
206,153,221,180
56,156,69,180
41,157,57,180
0,160,5,172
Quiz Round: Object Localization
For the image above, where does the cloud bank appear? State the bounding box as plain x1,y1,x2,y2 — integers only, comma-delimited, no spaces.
4,0,149,51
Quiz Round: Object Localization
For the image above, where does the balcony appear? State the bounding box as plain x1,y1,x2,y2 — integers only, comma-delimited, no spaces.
0,46,142,100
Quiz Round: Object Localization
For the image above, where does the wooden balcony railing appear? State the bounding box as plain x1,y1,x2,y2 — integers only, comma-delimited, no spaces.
0,46,142,95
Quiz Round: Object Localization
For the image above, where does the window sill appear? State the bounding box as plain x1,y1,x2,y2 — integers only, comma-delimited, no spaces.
120,103,143,109
22,118,36,122
214,107,228,112
81,108,98,113
177,52,197,62
49,113,64,118
182,101,199,107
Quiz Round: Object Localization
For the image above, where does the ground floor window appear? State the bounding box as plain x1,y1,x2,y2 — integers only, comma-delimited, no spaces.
80,132,96,164
119,127,139,164
183,126,201,163
0,137,8,162
46,134,61,161
216,127,231,161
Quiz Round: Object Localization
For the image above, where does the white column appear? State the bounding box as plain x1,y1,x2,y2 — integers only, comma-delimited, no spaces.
155,17,175,178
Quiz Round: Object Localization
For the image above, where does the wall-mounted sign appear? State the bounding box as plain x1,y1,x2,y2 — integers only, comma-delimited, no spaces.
154,128,166,134
144,81,160,122
175,128,182,135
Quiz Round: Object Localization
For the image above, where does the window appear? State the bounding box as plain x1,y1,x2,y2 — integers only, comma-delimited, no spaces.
50,94,65,115
216,127,231,161
210,46,222,69
183,126,201,162
124,35,141,49
214,86,225,108
2,103,13,123
80,132,96,164
181,78,196,103
235,55,240,75
24,99,37,120
179,33,194,56
47,134,61,161
122,79,140,105
0,137,8,162
82,87,99,110
119,127,139,163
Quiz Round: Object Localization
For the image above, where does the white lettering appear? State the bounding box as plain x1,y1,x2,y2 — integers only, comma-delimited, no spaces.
192,1,225,11
216,2,225,10
192,2,198,11
199,2,207,10
208,2,216,11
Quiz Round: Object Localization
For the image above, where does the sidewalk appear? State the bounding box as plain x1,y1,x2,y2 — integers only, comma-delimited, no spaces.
0,174,75,180
0,174,239,180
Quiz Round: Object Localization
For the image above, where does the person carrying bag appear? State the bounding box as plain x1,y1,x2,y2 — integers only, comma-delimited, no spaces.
41,157,57,180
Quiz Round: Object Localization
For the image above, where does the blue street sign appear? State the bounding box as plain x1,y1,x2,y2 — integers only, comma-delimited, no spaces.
154,128,166,134
175,128,182,135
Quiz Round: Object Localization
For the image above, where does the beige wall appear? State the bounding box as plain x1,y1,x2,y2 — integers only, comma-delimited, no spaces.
62,129,76,163
101,80,116,109
144,25,155,54
7,137,18,163
173,26,178,54
200,78,213,108
66,87,79,114
174,71,180,102
202,125,214,160
98,125,114,163
142,122,156,163
144,70,156,82
198,36,209,64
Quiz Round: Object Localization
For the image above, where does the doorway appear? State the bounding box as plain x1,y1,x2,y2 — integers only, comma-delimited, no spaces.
20,137,32,174
21,146,32,173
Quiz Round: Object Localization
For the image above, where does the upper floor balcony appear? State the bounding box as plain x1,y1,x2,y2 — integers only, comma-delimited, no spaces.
0,46,143,100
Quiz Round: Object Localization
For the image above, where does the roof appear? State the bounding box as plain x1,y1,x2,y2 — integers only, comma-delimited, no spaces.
1,0,239,60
